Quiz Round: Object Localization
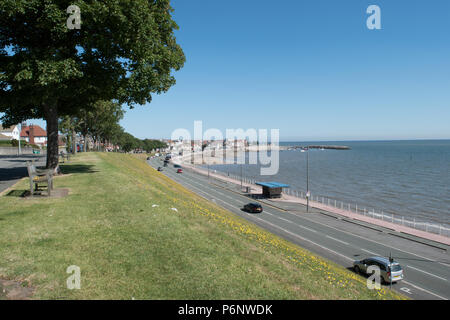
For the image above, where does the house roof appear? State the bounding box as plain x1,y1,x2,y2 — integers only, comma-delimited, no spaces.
21,125,47,137
0,124,17,133
0,133,11,140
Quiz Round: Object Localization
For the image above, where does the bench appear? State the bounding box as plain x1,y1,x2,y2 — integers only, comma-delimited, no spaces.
26,161,54,196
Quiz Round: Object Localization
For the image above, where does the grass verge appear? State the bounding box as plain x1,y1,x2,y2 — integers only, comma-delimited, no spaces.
0,152,405,299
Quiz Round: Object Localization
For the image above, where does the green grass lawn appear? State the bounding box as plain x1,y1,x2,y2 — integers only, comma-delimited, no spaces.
0,152,405,300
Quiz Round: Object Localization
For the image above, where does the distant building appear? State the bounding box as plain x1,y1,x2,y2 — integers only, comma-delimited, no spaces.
224,139,247,150
0,124,20,141
20,124,47,146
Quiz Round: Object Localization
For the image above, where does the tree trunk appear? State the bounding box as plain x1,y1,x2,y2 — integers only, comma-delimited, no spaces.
72,128,77,155
44,104,59,171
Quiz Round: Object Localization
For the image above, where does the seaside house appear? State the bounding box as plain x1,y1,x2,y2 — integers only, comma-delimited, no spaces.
20,124,48,146
0,124,21,141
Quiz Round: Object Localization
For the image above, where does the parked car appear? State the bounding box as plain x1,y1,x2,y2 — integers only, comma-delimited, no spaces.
177,168,183,173
353,256,404,284
157,167,163,172
243,203,263,213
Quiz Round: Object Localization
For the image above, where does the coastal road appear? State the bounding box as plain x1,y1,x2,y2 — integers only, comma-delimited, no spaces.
0,155,46,193
148,158,450,300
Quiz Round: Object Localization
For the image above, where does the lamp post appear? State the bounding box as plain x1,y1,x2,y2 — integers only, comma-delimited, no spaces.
240,164,243,190
306,147,310,212
389,252,393,290
18,123,22,156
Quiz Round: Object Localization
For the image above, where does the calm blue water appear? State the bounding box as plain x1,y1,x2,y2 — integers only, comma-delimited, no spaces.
208,140,450,225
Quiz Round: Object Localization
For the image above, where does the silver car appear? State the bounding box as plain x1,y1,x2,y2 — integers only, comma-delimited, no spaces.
353,256,404,284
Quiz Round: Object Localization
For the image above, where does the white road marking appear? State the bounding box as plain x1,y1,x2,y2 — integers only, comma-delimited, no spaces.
326,236,349,245
361,248,380,255
250,215,354,262
295,224,318,233
406,265,448,281
267,213,291,223
402,280,448,300
263,210,318,232
400,287,413,295
287,211,450,269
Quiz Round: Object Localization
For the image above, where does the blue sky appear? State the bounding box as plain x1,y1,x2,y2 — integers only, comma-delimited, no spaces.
13,0,450,141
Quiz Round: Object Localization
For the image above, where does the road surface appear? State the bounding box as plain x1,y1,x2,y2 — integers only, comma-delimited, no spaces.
0,154,46,193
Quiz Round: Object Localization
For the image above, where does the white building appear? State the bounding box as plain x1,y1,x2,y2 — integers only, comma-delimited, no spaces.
0,124,20,141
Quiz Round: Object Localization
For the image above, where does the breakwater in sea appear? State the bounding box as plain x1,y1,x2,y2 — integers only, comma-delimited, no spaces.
246,145,350,151
284,145,351,151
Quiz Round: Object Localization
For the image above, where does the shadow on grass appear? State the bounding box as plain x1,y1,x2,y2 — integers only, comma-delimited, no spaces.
5,190,29,198
60,164,98,175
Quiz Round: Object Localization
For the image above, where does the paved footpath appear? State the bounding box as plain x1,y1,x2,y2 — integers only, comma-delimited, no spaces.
0,154,46,194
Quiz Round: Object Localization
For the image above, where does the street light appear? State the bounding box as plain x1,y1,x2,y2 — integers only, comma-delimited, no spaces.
389,252,393,290
306,147,310,212
18,123,22,156
240,164,243,190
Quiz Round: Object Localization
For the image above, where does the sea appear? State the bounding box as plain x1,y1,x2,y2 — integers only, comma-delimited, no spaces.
207,140,450,226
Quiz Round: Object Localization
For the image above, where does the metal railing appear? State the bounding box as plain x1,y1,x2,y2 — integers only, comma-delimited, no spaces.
280,187,450,238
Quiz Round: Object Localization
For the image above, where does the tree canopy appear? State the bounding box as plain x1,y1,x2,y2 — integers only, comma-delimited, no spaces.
0,0,185,168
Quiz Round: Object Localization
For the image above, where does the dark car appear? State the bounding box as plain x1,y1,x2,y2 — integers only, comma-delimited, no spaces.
177,168,183,173
243,203,263,213
174,164,181,168
163,163,168,167
157,167,163,172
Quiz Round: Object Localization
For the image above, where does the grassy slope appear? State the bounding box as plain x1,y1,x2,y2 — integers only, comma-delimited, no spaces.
0,153,404,299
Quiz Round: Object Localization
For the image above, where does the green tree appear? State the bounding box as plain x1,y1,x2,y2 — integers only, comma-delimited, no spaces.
59,115,77,154
119,132,139,153
0,0,185,169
